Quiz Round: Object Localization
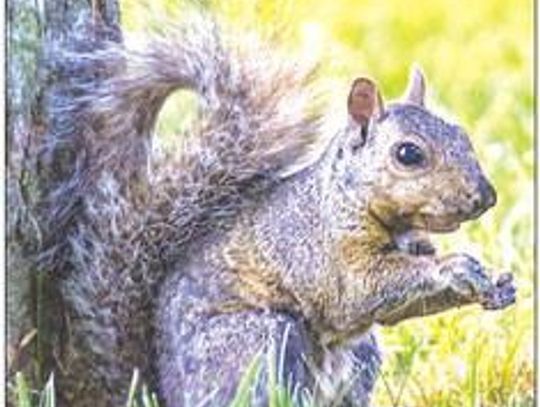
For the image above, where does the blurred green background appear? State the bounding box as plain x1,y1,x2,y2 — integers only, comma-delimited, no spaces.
123,1,534,406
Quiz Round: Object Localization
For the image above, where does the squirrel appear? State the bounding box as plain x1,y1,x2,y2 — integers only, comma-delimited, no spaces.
27,8,516,407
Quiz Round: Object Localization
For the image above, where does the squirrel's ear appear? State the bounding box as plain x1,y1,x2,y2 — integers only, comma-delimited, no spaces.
403,65,426,106
347,77,385,127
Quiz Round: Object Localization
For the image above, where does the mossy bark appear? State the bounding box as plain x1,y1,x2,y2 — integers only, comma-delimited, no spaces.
7,0,121,394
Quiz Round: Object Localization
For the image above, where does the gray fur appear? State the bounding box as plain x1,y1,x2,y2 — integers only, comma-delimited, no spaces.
30,9,515,407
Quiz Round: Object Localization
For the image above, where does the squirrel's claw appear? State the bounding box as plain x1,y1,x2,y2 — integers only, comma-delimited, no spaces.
495,272,514,287
394,230,436,256
407,239,436,256
481,272,516,310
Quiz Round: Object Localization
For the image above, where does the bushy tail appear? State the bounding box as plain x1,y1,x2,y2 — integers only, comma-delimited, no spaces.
37,9,322,406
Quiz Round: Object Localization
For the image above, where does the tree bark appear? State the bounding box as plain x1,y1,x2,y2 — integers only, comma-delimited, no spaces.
7,0,121,393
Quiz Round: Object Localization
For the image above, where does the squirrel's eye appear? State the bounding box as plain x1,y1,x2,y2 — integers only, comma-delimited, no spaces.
394,142,425,167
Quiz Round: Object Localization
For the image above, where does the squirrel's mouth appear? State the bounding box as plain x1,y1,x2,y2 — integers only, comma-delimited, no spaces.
368,208,464,256
367,200,468,236
413,214,461,234
370,209,462,235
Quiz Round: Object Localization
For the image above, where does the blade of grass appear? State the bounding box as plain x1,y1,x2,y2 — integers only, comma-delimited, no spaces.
126,369,140,407
16,372,32,407
229,353,262,407
38,373,55,407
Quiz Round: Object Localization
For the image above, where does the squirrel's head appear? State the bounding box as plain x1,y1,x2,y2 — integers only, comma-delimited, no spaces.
332,66,496,235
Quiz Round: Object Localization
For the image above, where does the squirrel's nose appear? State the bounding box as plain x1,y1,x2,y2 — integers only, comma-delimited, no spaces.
481,179,497,209
469,178,497,218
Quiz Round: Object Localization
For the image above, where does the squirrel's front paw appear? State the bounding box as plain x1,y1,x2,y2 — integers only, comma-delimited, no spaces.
439,254,516,310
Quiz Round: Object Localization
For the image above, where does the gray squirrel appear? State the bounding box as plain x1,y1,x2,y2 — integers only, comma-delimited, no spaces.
30,9,515,407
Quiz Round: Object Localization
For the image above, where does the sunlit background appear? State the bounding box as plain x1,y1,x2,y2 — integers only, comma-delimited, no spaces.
122,1,534,405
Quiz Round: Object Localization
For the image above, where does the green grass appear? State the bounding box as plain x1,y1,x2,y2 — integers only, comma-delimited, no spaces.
13,372,56,407
11,359,298,407
11,0,533,406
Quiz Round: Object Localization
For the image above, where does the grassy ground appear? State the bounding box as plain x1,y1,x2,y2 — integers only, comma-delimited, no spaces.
12,0,533,405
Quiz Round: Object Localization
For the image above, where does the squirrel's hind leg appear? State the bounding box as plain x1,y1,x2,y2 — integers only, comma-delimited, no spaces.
312,332,381,407
156,281,314,407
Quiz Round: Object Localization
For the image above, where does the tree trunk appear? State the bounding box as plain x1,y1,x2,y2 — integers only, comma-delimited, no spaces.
7,0,121,394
